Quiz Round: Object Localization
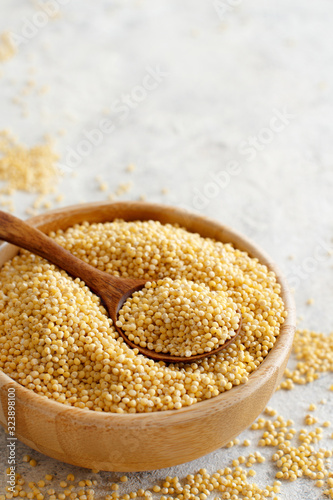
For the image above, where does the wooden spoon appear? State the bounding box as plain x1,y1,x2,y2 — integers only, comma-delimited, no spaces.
0,211,242,363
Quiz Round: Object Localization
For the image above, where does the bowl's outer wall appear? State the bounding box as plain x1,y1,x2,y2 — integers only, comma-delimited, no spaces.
0,202,296,471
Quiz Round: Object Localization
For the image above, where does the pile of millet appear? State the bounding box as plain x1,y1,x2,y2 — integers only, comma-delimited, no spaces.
0,130,59,195
117,278,241,357
0,220,287,413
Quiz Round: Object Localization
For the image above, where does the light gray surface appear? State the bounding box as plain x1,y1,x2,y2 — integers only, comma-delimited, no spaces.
0,1,332,498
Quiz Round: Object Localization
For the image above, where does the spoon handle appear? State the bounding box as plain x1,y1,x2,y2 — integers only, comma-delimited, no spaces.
0,210,107,294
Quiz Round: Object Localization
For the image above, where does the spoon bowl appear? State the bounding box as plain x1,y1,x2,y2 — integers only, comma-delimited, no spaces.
116,316,243,363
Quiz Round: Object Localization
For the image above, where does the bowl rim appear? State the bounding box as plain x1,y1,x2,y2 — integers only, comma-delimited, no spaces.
0,201,296,425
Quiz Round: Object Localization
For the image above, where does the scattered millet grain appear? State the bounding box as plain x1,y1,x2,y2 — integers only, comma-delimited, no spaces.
264,407,277,417
55,194,64,203
33,195,45,209
39,85,50,95
12,96,23,107
225,438,240,448
25,207,38,217
251,410,332,483
278,329,333,390
117,278,241,356
115,182,132,196
126,164,136,173
42,200,52,210
0,200,14,213
0,131,59,194
304,414,318,425
99,182,109,192
0,219,286,413
0,32,16,62
8,462,286,500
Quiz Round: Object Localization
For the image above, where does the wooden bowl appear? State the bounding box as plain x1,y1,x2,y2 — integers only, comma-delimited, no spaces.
0,202,296,472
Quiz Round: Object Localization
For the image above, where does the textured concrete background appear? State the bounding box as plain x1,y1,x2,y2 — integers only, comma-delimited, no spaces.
0,1,332,498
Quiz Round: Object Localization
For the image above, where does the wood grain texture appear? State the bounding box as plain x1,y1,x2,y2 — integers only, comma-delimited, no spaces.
0,202,296,472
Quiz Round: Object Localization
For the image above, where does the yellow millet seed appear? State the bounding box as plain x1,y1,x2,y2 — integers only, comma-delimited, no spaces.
0,130,59,195
279,329,333,390
0,220,286,413
264,406,277,417
99,182,109,192
126,164,136,173
0,32,16,62
305,414,318,425
117,278,241,357
115,182,132,196
55,194,64,203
